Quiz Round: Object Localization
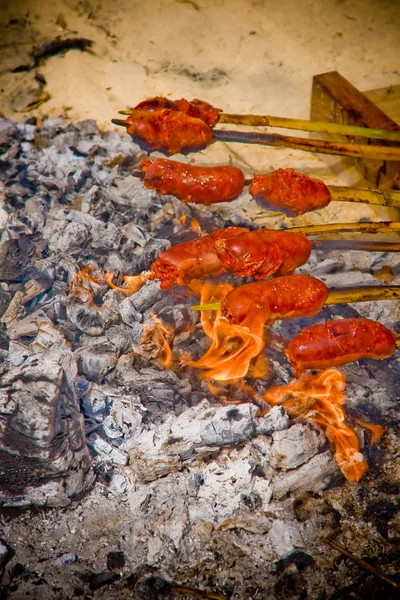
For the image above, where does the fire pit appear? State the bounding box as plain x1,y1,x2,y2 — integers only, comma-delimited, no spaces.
1,113,400,599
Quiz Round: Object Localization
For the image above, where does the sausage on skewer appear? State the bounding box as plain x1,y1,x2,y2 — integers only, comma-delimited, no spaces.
140,158,245,205
150,228,312,289
131,97,222,128
112,109,214,155
150,227,247,289
286,318,397,376
249,168,331,216
220,275,330,326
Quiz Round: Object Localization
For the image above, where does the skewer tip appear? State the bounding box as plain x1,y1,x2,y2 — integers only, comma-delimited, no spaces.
111,118,128,127
191,302,221,311
118,109,133,115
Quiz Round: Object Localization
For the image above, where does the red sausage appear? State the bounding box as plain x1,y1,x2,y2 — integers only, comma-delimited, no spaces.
150,227,248,289
249,168,331,216
133,97,222,128
122,109,215,155
286,318,397,376
221,275,329,325
214,229,312,278
140,158,245,204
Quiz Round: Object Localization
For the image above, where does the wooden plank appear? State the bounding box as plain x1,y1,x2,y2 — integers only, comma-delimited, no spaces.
364,84,400,125
310,71,400,188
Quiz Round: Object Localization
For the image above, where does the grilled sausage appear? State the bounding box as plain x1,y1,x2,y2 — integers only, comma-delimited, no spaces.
140,158,245,204
286,318,397,375
133,97,222,128
150,227,248,289
249,168,331,216
221,275,329,325
214,229,312,278
122,109,215,155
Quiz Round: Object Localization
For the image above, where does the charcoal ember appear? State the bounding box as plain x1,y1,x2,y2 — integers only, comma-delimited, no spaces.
77,378,110,417
0,120,21,154
121,222,149,248
66,288,119,336
45,209,121,254
87,433,128,466
75,336,125,383
127,400,285,483
0,288,12,319
0,344,94,507
119,281,163,326
0,235,35,281
0,207,8,231
0,538,14,571
48,221,90,254
107,174,157,209
108,364,186,420
272,452,340,500
7,310,68,354
270,423,326,470
127,238,171,273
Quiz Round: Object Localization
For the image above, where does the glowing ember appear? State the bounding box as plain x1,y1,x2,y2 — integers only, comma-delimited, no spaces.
68,264,105,302
262,368,380,482
104,271,150,295
189,281,267,381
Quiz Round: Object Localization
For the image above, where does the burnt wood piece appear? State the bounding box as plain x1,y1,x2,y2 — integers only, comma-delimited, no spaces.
311,71,400,187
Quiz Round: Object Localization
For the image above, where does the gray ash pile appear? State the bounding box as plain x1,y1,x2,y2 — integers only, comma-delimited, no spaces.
1,116,400,600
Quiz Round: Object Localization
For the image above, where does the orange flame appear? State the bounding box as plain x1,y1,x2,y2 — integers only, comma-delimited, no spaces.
68,264,105,302
104,271,150,295
141,314,173,368
262,368,377,482
189,281,267,381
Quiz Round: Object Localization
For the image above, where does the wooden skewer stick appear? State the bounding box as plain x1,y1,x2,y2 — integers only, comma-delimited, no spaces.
325,285,400,305
287,221,400,236
118,108,400,142
312,240,400,252
217,113,400,143
213,130,400,162
191,285,400,311
322,537,400,591
328,186,400,208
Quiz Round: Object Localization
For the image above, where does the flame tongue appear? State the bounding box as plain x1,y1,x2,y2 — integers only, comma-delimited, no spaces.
189,282,267,381
263,368,370,482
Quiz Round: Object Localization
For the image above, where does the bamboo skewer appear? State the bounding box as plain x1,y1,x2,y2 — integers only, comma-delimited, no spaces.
287,221,400,236
212,130,400,162
218,113,400,143
312,240,400,252
191,285,400,311
325,285,400,305
322,537,400,591
118,107,400,142
328,186,400,208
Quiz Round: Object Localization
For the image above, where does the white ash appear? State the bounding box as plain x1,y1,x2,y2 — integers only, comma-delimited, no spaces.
272,452,340,500
270,423,326,470
128,400,296,484
0,339,94,507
